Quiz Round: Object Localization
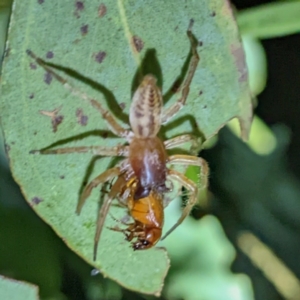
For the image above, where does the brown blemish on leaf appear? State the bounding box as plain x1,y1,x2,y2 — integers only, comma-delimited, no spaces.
94,51,106,63
76,1,84,10
211,11,216,17
198,40,203,47
132,36,144,53
44,72,53,85
231,45,248,82
60,175,65,179
80,24,88,35
31,197,43,205
203,105,207,109
98,3,107,17
39,106,64,132
37,0,44,4
199,90,203,95
29,93,34,99
30,63,37,70
119,102,126,110
76,108,88,126
74,1,84,18
46,51,54,59
33,131,37,135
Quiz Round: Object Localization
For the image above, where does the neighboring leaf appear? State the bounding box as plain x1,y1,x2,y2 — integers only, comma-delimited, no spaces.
237,2,300,39
0,0,252,295
0,275,39,300
241,36,267,96
162,211,254,300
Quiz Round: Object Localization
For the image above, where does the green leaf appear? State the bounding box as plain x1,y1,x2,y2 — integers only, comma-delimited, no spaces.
162,212,254,300
0,275,39,300
0,0,252,295
238,1,300,39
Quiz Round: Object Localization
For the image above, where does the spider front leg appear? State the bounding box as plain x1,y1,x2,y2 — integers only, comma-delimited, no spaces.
168,154,209,188
161,19,199,124
77,166,123,215
164,134,202,156
161,155,209,240
79,169,128,261
26,50,133,140
31,145,129,156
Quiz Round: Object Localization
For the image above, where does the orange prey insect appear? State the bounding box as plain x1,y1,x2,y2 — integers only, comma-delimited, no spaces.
107,176,164,250
28,19,209,260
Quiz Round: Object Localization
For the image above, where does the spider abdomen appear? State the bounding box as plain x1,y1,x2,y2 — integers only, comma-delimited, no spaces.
129,75,163,138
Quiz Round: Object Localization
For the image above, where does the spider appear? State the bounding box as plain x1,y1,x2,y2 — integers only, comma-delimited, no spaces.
27,19,209,260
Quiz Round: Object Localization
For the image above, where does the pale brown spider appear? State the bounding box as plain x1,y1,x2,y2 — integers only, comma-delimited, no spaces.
27,19,209,260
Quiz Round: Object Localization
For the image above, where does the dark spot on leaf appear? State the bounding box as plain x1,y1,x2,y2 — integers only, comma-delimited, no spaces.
198,40,203,47
46,51,54,59
60,175,65,179
80,24,88,35
44,72,53,85
52,115,64,132
37,0,44,4
101,131,108,139
29,93,34,99
31,197,43,205
203,105,207,109
94,51,106,63
33,131,37,135
11,141,15,145
119,102,126,110
199,90,203,95
76,1,84,10
98,3,107,17
30,63,37,70
211,11,216,17
132,36,144,53
74,1,84,18
76,108,88,126
39,106,64,132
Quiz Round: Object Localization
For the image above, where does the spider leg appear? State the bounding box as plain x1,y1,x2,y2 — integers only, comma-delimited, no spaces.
31,145,129,156
168,154,209,188
161,155,209,240
77,167,122,215
92,172,128,260
161,169,199,240
164,134,201,155
161,19,199,124
26,50,133,140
